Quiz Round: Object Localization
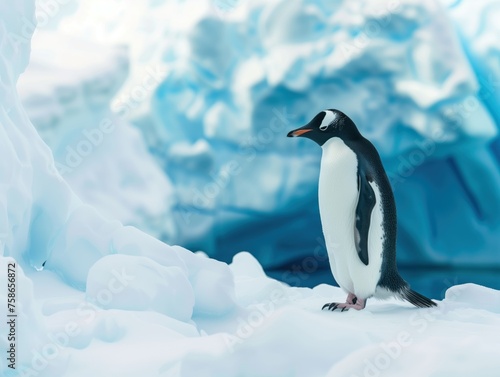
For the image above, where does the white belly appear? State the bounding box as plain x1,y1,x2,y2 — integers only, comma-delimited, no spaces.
319,137,384,299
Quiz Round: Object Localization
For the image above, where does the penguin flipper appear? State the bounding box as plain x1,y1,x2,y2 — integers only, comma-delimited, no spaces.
355,172,376,266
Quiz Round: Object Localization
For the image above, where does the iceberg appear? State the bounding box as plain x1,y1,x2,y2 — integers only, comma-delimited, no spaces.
22,0,500,271
0,2,235,374
17,31,179,242
146,0,500,268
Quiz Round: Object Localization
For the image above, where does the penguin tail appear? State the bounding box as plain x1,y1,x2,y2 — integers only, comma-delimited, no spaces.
400,287,437,308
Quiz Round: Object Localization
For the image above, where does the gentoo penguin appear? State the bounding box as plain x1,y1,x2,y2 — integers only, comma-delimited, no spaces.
287,109,436,311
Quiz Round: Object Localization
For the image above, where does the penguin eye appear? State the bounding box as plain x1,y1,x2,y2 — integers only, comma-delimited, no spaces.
319,123,330,131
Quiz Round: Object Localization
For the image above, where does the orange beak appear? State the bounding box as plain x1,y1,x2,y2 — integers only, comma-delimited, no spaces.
288,128,312,137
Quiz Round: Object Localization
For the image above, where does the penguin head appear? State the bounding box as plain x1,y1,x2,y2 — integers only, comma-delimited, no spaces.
287,109,360,146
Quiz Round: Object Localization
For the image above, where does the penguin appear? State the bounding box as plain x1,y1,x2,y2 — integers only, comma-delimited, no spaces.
287,109,436,311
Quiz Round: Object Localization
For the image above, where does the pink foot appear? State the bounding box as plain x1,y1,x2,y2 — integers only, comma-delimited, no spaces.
322,293,366,311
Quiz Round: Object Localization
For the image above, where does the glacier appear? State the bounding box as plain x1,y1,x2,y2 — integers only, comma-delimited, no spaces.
158,0,500,270
149,0,500,270
17,31,179,242
30,0,500,273
1,1,235,374
1,0,500,376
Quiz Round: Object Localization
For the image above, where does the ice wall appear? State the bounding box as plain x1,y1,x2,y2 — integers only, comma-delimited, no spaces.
0,2,235,374
20,0,500,274
17,31,178,242
146,0,500,269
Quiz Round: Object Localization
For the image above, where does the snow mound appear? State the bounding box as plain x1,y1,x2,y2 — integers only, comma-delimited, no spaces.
86,255,194,321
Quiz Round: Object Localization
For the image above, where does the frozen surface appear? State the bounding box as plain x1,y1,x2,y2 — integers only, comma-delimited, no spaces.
38,0,500,270
3,254,500,377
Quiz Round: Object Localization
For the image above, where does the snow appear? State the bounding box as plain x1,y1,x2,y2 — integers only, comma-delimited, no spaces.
86,255,194,322
1,0,500,376
0,2,235,374
5,251,500,376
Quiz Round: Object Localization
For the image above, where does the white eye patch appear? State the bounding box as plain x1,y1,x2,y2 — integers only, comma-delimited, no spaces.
319,110,337,131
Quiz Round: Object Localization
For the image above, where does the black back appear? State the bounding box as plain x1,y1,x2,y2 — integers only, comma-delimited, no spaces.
287,109,404,291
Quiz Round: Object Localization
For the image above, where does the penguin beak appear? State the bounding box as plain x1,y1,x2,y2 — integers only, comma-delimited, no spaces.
287,127,312,137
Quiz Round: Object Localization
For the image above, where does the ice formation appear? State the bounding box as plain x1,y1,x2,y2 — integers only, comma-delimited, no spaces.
17,31,178,242
1,2,235,374
30,0,500,271
150,0,500,268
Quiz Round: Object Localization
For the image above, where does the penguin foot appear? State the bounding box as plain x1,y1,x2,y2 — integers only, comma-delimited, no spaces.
322,294,366,311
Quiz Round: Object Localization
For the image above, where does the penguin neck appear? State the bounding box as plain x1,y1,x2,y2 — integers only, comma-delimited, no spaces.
321,137,346,154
